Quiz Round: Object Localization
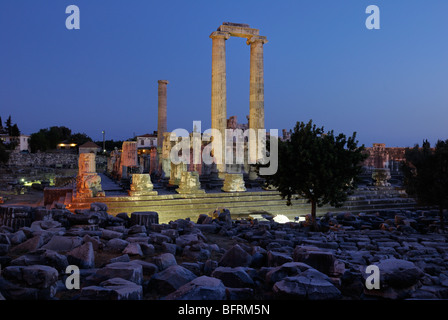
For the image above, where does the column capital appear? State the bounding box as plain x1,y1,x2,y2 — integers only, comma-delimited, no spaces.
210,31,231,40
246,35,268,46
158,80,169,85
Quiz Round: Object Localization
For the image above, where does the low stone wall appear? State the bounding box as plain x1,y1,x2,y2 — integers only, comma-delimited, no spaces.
7,153,107,169
7,153,78,168
43,187,73,206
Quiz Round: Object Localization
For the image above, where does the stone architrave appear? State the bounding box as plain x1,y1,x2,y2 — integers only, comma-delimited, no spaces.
76,153,105,198
128,174,158,197
176,171,205,195
222,173,246,192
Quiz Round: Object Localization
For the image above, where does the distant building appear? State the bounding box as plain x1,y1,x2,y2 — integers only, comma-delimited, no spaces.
362,143,407,173
136,132,158,154
0,134,30,152
78,141,101,154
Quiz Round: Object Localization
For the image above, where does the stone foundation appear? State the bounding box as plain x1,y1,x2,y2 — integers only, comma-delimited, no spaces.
222,173,246,192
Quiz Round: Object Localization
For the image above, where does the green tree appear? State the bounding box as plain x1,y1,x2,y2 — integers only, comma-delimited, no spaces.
402,139,448,230
257,120,367,229
70,132,92,146
30,126,72,152
30,130,50,152
4,115,12,135
47,126,72,149
0,141,9,163
11,123,20,136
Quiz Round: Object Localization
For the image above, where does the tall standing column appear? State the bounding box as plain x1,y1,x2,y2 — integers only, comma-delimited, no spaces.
247,36,268,134
157,80,169,174
210,31,230,179
247,36,268,179
247,36,268,167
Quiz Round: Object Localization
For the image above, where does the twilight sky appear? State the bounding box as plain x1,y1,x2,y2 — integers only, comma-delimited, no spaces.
1,0,447,147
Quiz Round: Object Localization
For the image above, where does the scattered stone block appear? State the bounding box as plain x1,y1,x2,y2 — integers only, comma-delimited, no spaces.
219,244,252,267
150,265,197,295
67,242,95,269
211,266,254,288
164,276,226,300
153,252,177,270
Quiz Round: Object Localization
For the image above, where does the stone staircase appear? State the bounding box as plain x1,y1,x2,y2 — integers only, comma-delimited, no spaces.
64,186,416,224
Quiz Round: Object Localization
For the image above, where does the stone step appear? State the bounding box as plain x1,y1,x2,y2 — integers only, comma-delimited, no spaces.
68,194,414,214
70,198,415,224
65,187,416,224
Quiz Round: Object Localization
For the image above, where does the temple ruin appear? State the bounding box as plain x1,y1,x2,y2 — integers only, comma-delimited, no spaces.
210,23,268,179
46,23,415,224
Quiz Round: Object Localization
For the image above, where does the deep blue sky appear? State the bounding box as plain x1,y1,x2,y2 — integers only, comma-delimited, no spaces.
1,0,447,147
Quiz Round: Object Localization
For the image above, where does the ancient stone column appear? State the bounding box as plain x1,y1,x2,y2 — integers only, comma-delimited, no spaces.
210,31,230,179
247,36,268,133
157,80,169,172
157,80,169,148
78,152,96,175
169,162,187,186
161,132,172,179
120,141,138,179
76,153,105,198
247,35,268,179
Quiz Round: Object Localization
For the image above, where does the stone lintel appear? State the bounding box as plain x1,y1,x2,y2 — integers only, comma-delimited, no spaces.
217,24,259,38
210,31,231,40
246,35,268,45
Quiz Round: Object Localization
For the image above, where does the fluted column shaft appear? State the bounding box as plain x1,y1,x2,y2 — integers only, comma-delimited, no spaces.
210,31,230,177
248,36,267,134
157,80,169,150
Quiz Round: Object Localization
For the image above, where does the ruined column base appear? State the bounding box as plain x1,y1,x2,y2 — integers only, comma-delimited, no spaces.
128,174,158,197
176,171,206,195
222,173,246,192
76,173,105,199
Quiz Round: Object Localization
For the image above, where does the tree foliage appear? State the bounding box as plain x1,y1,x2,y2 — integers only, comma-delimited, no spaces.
402,139,448,229
0,141,9,164
1,115,20,136
257,120,367,228
29,126,92,152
